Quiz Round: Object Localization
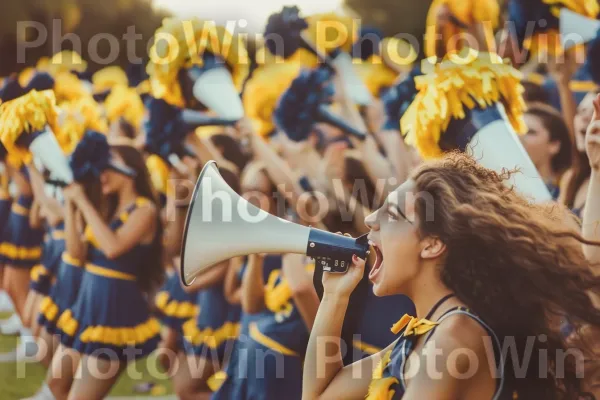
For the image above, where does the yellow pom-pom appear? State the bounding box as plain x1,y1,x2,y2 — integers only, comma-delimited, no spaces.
146,17,249,107
355,56,398,98
424,0,499,58
18,68,36,87
56,96,108,153
146,155,169,195
0,90,59,155
54,72,91,104
47,51,87,76
92,66,128,94
305,13,357,55
243,62,303,137
401,50,527,160
543,0,599,18
104,85,145,130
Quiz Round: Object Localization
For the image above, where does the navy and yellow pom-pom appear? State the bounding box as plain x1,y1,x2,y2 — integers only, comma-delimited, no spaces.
144,97,189,161
264,6,309,59
274,66,335,142
69,131,110,181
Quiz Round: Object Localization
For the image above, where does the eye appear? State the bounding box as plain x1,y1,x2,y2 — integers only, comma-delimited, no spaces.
386,207,399,221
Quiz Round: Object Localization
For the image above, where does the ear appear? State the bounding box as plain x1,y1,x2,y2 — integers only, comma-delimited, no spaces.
420,236,446,260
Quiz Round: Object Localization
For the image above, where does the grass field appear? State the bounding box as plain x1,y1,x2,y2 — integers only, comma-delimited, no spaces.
0,313,174,400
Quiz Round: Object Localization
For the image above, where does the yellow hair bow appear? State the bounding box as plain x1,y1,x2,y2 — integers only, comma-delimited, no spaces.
391,314,438,336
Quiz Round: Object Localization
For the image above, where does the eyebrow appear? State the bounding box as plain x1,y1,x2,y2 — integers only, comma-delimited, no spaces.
387,200,411,224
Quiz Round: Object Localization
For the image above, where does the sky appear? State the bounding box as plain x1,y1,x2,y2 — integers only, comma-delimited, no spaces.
152,0,346,33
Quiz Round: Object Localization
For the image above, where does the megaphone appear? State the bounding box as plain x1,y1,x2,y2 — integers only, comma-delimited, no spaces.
440,103,552,203
330,50,373,106
188,53,245,121
22,128,74,185
180,160,370,286
560,8,600,50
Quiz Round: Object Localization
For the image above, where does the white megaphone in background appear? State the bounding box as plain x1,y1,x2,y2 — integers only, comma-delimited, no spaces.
28,129,74,185
180,161,369,286
188,53,245,121
440,103,552,203
330,50,373,106
560,8,600,50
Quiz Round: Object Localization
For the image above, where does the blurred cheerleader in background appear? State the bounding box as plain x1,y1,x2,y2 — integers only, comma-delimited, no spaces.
42,133,163,400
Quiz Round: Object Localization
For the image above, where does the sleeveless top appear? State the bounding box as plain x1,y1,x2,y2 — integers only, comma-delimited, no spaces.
367,295,507,400
84,197,152,279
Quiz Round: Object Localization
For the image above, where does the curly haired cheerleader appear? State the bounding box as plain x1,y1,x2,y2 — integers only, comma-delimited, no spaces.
303,152,600,400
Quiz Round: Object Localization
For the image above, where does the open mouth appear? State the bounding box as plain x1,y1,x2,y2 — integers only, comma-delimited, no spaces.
368,240,384,282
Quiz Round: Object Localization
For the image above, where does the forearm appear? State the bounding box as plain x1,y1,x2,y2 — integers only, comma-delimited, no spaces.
250,134,303,204
302,294,349,399
241,255,266,314
582,171,600,268
76,196,120,255
357,136,395,197
557,81,576,140
378,131,411,183
65,202,86,260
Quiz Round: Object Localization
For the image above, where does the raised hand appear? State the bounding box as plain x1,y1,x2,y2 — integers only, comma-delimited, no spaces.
586,94,600,172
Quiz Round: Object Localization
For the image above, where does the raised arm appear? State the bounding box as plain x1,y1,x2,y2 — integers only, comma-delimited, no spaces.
303,256,378,400
281,254,319,331
64,183,157,260
64,198,87,261
581,94,600,268
241,253,267,314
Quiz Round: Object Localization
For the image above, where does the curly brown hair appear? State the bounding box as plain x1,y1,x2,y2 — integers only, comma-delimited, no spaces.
411,152,600,400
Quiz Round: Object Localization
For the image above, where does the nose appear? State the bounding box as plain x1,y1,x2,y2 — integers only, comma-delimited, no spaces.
364,209,379,231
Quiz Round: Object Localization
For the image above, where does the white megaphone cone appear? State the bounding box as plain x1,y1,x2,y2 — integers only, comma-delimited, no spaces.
331,51,373,106
181,161,369,285
560,8,600,50
28,129,73,184
441,104,552,203
189,57,244,120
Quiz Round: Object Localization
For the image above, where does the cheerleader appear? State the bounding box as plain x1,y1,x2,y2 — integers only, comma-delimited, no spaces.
1,164,44,358
303,152,600,399
46,136,163,400
521,103,573,200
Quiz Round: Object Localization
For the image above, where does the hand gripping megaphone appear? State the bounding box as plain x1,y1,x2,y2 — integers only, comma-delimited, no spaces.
180,161,370,286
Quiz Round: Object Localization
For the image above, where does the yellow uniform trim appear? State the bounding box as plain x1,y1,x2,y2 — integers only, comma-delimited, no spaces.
62,252,84,267
353,340,382,356
249,322,299,357
0,243,42,261
40,296,59,322
30,264,48,282
525,72,545,86
207,371,227,392
155,291,199,319
85,263,136,281
264,263,315,313
51,230,65,240
11,202,29,216
366,349,399,400
119,197,151,223
569,80,599,93
56,309,79,336
182,319,240,349
79,318,161,346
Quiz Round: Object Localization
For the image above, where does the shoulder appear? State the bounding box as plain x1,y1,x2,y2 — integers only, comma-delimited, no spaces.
132,198,158,218
426,311,493,363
